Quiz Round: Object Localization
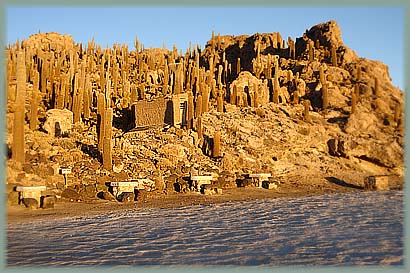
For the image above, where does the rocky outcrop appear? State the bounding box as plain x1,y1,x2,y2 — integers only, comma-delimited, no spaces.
6,20,404,208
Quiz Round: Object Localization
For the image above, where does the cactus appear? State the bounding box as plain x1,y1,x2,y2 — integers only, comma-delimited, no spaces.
130,85,138,103
187,91,194,129
217,64,223,89
273,83,279,104
72,72,82,123
217,90,224,112
374,77,380,97
83,74,91,120
322,82,328,113
356,65,361,82
292,90,299,105
354,84,360,103
231,85,237,105
319,66,328,112
102,107,113,171
202,86,210,113
351,91,357,114
29,70,39,130
12,50,26,164
197,116,203,140
303,100,311,122
212,130,221,158
393,103,402,124
97,92,106,152
196,94,203,118
331,44,337,66
308,40,314,62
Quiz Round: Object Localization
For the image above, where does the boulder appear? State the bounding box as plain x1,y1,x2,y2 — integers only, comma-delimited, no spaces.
22,198,39,209
7,191,20,206
42,109,73,137
61,188,80,201
119,192,135,203
136,189,147,202
41,195,56,209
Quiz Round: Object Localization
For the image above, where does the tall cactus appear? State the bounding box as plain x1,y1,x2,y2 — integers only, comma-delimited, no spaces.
393,103,402,124
351,91,357,114
187,91,194,129
202,86,209,113
102,107,113,171
196,94,203,118
97,92,106,152
197,116,203,140
29,70,39,131
303,100,311,122
13,50,26,164
319,66,328,112
292,90,299,105
230,85,237,105
212,130,221,158
217,90,224,112
83,74,91,120
308,40,314,62
356,64,361,82
331,44,337,66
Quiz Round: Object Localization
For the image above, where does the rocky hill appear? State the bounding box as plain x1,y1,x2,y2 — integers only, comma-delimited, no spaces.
5,20,404,205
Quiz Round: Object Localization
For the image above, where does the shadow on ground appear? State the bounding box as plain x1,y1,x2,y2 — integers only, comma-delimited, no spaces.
325,177,364,190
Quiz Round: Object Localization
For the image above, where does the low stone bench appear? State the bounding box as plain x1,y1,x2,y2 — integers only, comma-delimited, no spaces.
110,179,155,200
364,175,390,191
15,186,47,209
248,173,272,188
190,175,213,192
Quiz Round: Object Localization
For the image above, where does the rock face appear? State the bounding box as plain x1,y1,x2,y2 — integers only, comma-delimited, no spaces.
42,109,74,137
